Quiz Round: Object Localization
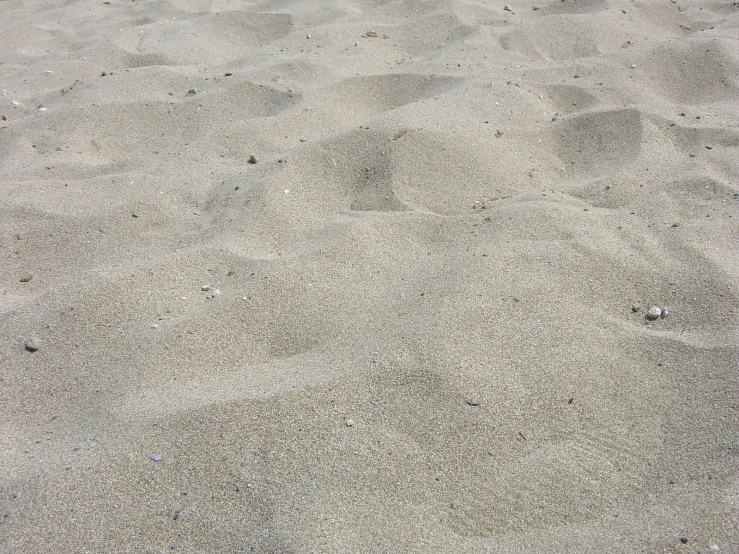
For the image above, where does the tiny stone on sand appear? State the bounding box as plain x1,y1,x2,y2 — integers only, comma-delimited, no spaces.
25,337,40,352
646,306,663,320
149,454,163,462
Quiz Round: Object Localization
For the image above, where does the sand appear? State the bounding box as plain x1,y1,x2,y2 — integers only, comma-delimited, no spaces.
1,0,738,551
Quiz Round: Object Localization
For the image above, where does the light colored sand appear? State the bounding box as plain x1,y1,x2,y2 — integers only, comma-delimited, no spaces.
1,0,738,552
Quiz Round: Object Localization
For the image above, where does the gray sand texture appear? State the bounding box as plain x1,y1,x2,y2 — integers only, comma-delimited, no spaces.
1,0,738,552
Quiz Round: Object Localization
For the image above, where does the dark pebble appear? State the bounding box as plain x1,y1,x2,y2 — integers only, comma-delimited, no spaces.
680,537,688,544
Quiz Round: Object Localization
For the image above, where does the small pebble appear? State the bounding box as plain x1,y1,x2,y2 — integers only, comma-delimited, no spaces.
503,5,512,11
247,155,258,164
25,337,40,352
149,454,163,462
187,88,201,95
210,289,221,297
680,537,688,544
466,399,480,407
345,418,354,427
709,545,720,552
646,306,662,320
660,307,669,319
150,324,159,329
201,285,210,291
20,274,33,282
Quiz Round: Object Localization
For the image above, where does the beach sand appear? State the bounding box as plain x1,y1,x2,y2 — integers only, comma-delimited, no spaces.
1,0,738,551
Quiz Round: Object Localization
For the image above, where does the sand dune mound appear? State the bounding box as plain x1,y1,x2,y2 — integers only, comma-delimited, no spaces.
118,11,294,65
500,14,622,60
636,38,739,104
323,73,462,119
550,108,643,175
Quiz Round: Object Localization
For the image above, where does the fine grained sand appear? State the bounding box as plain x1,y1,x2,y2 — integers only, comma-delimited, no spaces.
1,0,738,552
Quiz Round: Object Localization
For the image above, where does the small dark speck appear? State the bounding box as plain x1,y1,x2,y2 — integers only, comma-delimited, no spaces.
234,186,240,190
568,397,574,404
173,511,180,521
224,73,233,77
680,537,688,544
689,154,696,158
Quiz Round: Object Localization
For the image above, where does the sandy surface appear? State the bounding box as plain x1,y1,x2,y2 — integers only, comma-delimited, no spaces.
1,0,738,552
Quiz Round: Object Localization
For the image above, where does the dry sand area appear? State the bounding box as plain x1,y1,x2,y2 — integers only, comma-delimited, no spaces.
1,0,738,551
